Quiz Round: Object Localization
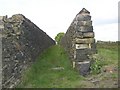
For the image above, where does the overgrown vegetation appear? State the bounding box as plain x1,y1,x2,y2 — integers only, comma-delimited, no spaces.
18,45,85,88
97,42,118,66
55,32,65,44
90,59,103,74
17,42,118,88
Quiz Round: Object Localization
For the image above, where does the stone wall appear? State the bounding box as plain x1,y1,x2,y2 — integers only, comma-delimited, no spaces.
61,8,97,76
0,16,3,89
0,14,55,88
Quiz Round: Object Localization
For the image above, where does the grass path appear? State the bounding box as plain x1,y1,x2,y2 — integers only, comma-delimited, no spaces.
18,44,118,88
18,45,85,88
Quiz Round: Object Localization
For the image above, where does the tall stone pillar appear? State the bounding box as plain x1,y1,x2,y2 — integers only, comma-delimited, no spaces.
61,8,97,76
73,8,97,76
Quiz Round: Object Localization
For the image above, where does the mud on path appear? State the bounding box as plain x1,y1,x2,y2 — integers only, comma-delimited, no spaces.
77,64,118,88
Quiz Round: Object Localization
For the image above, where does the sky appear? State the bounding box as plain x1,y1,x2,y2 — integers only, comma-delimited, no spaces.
0,0,119,41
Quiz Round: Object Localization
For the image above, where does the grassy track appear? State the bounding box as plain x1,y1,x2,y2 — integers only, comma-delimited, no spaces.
18,43,118,88
18,45,85,88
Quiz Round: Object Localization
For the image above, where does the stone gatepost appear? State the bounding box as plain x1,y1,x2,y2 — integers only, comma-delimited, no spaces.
73,8,97,75
61,8,97,76
0,16,4,89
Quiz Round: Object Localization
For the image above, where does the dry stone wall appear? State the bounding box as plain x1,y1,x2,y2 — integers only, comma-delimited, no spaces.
0,14,55,88
61,8,97,76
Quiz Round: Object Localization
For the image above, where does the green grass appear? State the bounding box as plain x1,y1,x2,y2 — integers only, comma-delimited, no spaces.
17,43,118,88
97,43,118,66
17,45,85,88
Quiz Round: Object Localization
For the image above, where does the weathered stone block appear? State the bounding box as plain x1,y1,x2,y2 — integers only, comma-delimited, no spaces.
76,48,96,55
75,49,94,61
0,20,4,29
77,20,92,26
77,26,93,32
76,54,89,61
76,14,91,21
76,61,91,76
0,16,3,20
75,38,95,44
0,25,4,29
78,8,90,15
75,44,89,49
74,32,94,38
83,32,94,38
73,32,83,38
76,49,89,55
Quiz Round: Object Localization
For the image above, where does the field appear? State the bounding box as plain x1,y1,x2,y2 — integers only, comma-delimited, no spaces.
17,42,118,88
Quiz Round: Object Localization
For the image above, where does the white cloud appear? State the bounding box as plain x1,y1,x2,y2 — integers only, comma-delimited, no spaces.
0,0,119,41
94,23,118,41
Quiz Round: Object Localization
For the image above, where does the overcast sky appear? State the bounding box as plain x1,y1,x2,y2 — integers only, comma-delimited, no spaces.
0,0,119,41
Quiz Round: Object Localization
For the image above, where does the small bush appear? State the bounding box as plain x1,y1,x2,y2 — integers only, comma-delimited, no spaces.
90,59,103,74
55,32,65,44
